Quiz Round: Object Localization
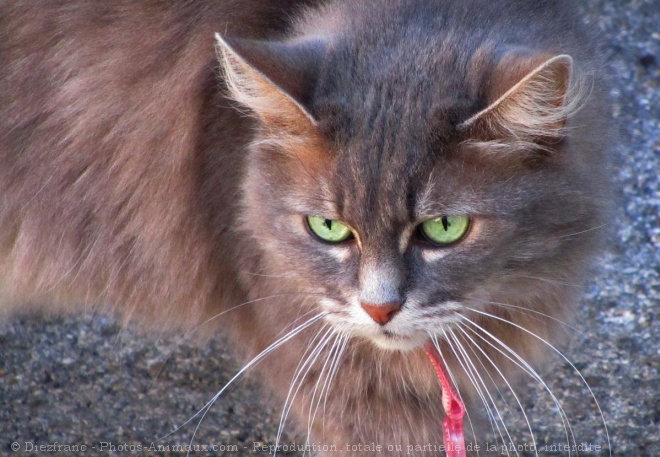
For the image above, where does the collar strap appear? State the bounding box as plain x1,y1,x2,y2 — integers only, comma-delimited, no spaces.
424,341,467,457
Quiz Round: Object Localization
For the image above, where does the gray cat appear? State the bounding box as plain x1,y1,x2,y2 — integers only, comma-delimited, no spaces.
0,0,612,454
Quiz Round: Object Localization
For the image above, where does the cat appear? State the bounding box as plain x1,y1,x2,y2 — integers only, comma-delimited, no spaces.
0,0,612,455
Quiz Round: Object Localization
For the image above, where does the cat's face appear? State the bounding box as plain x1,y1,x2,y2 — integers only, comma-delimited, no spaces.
240,114,565,353
246,143,499,352
218,22,604,354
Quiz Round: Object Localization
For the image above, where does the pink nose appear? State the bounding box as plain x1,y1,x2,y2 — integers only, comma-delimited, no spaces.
360,302,401,325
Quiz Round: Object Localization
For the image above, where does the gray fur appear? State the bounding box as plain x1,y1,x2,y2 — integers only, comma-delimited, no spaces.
0,0,612,454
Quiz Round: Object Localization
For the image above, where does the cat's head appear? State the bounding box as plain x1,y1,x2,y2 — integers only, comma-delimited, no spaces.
214,10,608,355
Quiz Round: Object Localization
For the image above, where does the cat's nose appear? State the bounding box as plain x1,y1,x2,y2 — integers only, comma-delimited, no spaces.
360,302,401,325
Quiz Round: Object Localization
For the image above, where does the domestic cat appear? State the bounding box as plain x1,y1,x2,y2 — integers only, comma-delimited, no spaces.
0,0,612,455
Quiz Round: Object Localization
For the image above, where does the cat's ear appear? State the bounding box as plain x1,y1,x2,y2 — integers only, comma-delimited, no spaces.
460,53,578,151
215,33,324,131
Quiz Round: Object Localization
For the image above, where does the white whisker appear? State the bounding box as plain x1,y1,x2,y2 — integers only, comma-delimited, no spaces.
513,275,582,288
557,224,607,239
455,325,538,457
304,333,338,438
157,312,326,455
275,326,335,455
430,335,480,456
463,307,611,455
305,331,343,451
445,329,518,457
273,306,326,341
278,324,331,443
438,333,506,454
200,293,326,342
481,300,578,332
457,316,575,455
444,331,515,455
322,334,349,426
148,293,324,384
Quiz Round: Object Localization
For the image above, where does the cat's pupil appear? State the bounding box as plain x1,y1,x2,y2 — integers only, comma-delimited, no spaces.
441,216,450,231
324,219,333,231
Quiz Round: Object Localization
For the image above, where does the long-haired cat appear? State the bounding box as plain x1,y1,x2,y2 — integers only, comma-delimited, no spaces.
0,0,612,454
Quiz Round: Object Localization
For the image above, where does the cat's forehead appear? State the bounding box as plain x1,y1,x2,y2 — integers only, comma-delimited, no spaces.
315,73,474,234
310,2,487,125
317,45,477,133
320,120,466,240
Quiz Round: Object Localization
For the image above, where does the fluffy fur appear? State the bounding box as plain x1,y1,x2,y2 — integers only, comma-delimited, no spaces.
0,0,612,454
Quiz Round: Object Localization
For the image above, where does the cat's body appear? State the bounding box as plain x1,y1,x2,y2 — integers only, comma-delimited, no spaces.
0,0,611,455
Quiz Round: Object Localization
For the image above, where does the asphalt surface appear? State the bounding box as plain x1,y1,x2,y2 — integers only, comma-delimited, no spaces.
1,0,658,456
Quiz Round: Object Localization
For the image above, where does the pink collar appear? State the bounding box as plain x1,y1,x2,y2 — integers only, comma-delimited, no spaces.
424,342,466,457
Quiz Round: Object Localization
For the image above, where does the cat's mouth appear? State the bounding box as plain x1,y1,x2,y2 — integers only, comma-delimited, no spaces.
321,298,459,351
369,329,428,351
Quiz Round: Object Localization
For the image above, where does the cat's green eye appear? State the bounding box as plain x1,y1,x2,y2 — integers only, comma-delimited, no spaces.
419,215,470,246
306,216,353,243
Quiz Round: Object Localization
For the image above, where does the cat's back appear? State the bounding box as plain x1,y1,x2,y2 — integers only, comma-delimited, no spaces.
0,0,313,325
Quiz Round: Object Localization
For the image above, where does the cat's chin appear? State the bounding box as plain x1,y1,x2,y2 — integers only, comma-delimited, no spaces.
367,331,428,352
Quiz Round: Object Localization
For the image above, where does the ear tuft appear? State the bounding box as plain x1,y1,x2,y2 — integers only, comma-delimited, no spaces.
215,33,323,132
461,53,584,152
